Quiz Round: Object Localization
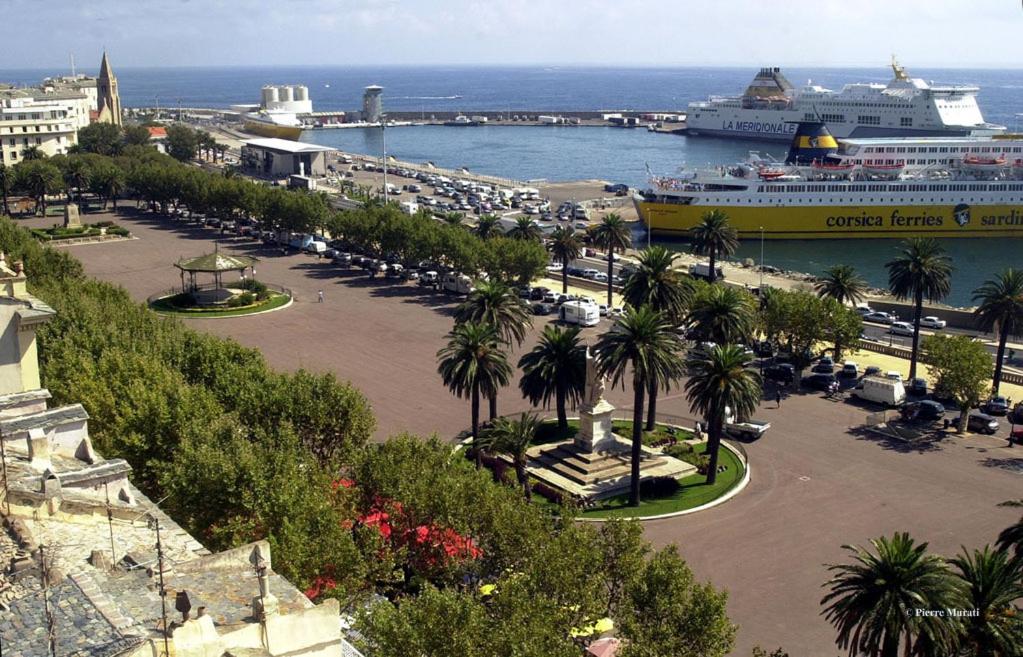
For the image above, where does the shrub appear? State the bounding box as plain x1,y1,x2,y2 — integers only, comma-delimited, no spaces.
227,291,256,308
664,443,694,460
639,476,681,498
532,481,565,505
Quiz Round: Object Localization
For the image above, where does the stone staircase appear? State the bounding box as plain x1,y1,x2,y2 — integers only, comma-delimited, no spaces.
533,442,669,487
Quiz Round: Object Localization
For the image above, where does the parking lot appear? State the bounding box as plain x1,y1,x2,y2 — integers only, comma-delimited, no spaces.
41,208,1023,656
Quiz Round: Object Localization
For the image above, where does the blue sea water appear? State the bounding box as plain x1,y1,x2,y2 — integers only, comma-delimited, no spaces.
2,65,1021,304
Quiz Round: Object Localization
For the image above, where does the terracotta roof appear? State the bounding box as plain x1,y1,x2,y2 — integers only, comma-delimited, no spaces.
147,126,167,139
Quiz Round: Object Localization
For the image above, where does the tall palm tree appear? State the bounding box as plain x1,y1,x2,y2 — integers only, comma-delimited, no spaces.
686,284,756,346
475,214,500,240
594,305,684,506
443,212,465,226
549,226,583,294
949,546,1023,656
507,216,542,241
480,412,542,500
518,325,586,432
972,269,1023,395
455,280,532,419
886,238,953,380
0,163,10,217
21,146,44,161
815,264,868,306
622,245,694,429
996,500,1023,557
590,213,632,308
63,157,90,205
689,210,738,283
437,321,512,468
821,533,964,657
683,344,761,485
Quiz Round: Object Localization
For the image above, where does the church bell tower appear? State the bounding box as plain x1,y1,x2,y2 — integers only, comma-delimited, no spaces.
96,51,122,127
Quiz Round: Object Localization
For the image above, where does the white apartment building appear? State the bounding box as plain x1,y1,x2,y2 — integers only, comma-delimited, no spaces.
0,95,79,164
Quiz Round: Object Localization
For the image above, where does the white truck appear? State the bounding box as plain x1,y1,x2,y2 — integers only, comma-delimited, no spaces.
559,300,600,327
851,376,906,407
689,262,725,280
440,272,474,295
399,201,419,216
723,407,771,440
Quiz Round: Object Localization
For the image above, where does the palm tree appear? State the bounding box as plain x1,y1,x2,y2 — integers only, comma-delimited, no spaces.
686,284,756,346
821,533,964,657
443,212,465,226
455,280,532,419
480,412,541,500
549,226,583,294
590,213,632,308
949,546,1023,656
972,269,1023,395
683,345,761,485
437,321,512,468
996,501,1023,557
475,214,500,240
594,305,683,506
19,161,64,215
21,146,44,161
507,216,542,241
815,264,868,306
0,163,10,216
689,209,738,283
518,325,586,432
622,245,694,429
886,238,953,380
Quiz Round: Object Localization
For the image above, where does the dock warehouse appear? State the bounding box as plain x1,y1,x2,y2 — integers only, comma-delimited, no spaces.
240,137,333,177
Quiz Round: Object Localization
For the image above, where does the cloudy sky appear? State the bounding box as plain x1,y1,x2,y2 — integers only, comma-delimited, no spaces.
5,0,1022,69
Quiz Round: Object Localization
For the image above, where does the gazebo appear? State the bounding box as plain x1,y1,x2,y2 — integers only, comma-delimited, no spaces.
174,246,258,306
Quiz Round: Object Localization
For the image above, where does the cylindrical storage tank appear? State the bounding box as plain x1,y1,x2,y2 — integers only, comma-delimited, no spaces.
261,86,278,107
280,86,294,102
294,86,308,102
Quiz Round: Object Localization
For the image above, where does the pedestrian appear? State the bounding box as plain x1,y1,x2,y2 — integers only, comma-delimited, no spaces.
776,390,782,408
317,290,324,303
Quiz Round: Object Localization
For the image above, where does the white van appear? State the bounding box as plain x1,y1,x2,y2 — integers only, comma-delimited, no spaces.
689,262,725,280
399,201,419,216
559,300,600,327
851,376,906,407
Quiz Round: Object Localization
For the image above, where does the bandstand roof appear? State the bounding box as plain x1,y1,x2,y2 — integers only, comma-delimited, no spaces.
174,252,258,273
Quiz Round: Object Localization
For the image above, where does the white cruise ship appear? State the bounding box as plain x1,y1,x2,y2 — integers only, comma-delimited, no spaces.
686,60,1005,141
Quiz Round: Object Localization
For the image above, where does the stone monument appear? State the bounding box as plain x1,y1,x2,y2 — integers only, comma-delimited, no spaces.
63,203,81,229
575,348,619,453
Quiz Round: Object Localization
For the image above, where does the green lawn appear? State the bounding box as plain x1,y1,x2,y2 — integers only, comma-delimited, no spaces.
149,291,291,318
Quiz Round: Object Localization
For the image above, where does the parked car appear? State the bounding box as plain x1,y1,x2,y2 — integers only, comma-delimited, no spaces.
812,361,834,374
801,373,838,391
532,303,553,316
901,400,945,423
967,412,1000,435
863,365,883,378
840,362,860,378
863,311,896,324
907,377,928,397
982,395,1010,416
542,291,558,304
581,269,600,280
764,363,795,385
754,341,776,358
919,316,947,329
855,304,874,316
889,321,915,337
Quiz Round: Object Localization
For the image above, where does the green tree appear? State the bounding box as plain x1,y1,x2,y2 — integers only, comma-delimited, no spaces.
518,325,586,432
21,146,45,161
618,546,736,657
480,412,541,500
437,321,512,467
886,238,953,380
972,268,1023,395
480,236,548,287
549,226,582,294
921,334,993,432
507,215,542,241
821,533,964,657
949,546,1023,656
595,306,683,506
121,124,152,146
166,124,199,162
683,344,761,485
475,214,500,240
590,212,631,307
689,210,738,283
687,284,756,346
815,264,868,306
62,156,91,205
0,163,11,216
77,122,123,156
14,160,64,215
455,279,532,419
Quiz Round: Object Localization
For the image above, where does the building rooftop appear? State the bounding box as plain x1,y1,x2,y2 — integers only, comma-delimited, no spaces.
242,138,335,154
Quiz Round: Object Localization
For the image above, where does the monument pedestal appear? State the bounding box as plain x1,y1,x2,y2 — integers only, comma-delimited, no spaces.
575,399,618,453
63,203,81,229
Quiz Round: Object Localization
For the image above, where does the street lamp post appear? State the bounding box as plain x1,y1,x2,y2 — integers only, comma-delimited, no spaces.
381,114,388,200
759,226,765,291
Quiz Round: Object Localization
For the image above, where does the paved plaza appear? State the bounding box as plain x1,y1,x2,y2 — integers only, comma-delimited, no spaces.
36,209,1023,656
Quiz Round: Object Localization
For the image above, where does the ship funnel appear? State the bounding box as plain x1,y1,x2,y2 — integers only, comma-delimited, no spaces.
785,121,838,165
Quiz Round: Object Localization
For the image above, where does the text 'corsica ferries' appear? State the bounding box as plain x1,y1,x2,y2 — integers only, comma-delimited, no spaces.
634,122,1023,240
686,59,1005,141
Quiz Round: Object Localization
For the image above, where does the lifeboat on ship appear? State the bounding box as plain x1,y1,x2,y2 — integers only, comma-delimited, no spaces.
758,167,788,180
862,161,905,178
811,159,856,178
962,154,1007,172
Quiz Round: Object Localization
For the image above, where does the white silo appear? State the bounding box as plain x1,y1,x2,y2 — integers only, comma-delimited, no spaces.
261,85,279,109
294,85,308,102
280,85,294,103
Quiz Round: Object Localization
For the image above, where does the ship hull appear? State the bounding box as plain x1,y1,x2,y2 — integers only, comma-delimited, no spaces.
634,198,1023,239
243,120,304,140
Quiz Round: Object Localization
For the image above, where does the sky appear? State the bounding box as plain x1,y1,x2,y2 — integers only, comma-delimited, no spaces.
4,0,1023,69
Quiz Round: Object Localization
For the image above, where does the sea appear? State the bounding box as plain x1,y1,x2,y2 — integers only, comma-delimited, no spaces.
2,65,1022,305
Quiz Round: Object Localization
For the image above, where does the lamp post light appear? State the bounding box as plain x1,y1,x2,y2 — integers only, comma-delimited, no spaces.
380,114,388,201
759,226,765,291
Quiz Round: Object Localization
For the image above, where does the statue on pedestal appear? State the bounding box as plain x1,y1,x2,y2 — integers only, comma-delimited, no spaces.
575,348,617,453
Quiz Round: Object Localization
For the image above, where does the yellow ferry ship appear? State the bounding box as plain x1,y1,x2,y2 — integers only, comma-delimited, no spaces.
635,123,1023,239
